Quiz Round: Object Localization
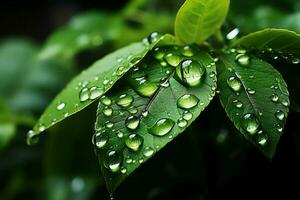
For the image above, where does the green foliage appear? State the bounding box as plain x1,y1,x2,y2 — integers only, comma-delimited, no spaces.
23,0,300,196
95,46,216,192
175,0,230,44
217,52,289,158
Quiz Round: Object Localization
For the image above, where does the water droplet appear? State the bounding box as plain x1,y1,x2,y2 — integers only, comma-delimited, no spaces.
134,80,158,97
291,58,300,64
100,96,112,106
183,111,193,121
27,130,39,145
227,76,242,92
79,88,90,102
153,47,165,60
177,118,188,128
181,46,194,57
271,94,279,102
89,87,103,100
177,94,199,109
105,121,114,128
226,28,240,40
56,102,65,111
164,52,182,67
160,78,170,88
275,110,285,121
148,32,160,44
149,118,175,136
236,54,250,66
142,110,149,117
282,101,289,107
117,94,134,108
39,124,45,132
121,168,127,174
94,131,109,148
258,135,268,146
117,131,124,138
105,151,122,173
143,147,155,157
233,100,243,108
242,113,260,135
247,88,256,95
125,134,143,151
128,106,138,114
175,60,206,87
277,125,283,133
103,106,113,116
126,158,132,164
125,116,140,130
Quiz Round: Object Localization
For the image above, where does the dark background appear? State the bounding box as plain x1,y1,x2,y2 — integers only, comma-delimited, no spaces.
0,0,299,200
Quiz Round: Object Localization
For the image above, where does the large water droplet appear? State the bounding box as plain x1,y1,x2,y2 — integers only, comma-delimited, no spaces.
94,130,109,149
175,60,206,87
149,118,175,136
242,113,260,135
236,54,250,66
79,88,90,102
105,151,122,173
125,134,143,151
117,94,134,108
134,79,158,97
125,116,140,130
275,110,285,121
164,52,182,67
148,32,160,44
227,76,242,92
177,94,199,109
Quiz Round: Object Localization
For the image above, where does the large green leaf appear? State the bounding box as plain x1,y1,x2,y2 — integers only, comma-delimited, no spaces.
28,34,175,144
217,52,290,158
233,29,300,55
175,0,230,44
94,45,217,192
39,12,122,61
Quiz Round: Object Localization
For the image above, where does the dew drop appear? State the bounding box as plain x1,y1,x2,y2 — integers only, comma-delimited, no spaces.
177,118,188,128
103,106,113,117
94,131,109,149
282,101,289,107
125,116,140,130
247,88,256,95
56,102,65,111
177,94,199,109
142,110,149,117
258,135,268,146
275,110,285,121
175,59,206,87
164,52,182,67
153,47,165,60
148,32,160,44
233,100,243,108
134,80,158,97
117,94,134,108
181,46,194,57
227,76,242,92
128,106,138,114
100,96,112,106
79,88,90,102
291,58,300,64
183,111,193,121
125,134,143,151
236,54,250,66
149,118,175,136
105,151,122,173
143,147,155,157
89,87,103,100
121,168,127,174
270,94,279,102
105,121,114,128
242,113,260,135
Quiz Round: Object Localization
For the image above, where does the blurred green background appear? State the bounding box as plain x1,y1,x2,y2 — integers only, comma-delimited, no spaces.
0,0,300,199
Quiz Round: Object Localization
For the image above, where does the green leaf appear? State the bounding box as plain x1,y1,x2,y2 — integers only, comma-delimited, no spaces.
233,29,300,55
175,0,230,44
217,52,290,158
28,34,174,144
39,12,122,61
94,45,217,192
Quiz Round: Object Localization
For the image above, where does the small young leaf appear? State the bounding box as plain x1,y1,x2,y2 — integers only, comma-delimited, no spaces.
233,29,300,55
94,45,217,192
28,34,171,144
217,51,290,158
175,0,230,44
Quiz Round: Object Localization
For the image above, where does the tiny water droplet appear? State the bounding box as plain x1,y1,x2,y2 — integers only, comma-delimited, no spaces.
142,110,149,117
105,121,114,128
148,32,160,44
177,118,188,128
227,76,242,92
181,46,194,57
153,47,165,60
125,116,140,130
164,52,182,67
258,135,268,146
103,106,113,116
128,106,138,114
100,96,112,106
275,110,285,121
56,102,65,111
183,111,193,121
125,134,143,151
236,54,250,66
79,88,90,102
233,100,243,108
281,101,289,107
149,118,175,136
291,58,300,64
177,94,199,109
121,167,127,174
117,94,134,108
277,125,283,133
143,147,155,157
242,113,260,135
247,88,256,95
270,94,279,102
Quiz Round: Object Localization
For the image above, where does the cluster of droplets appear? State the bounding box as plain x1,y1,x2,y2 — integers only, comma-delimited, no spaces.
258,47,300,65
91,33,219,174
